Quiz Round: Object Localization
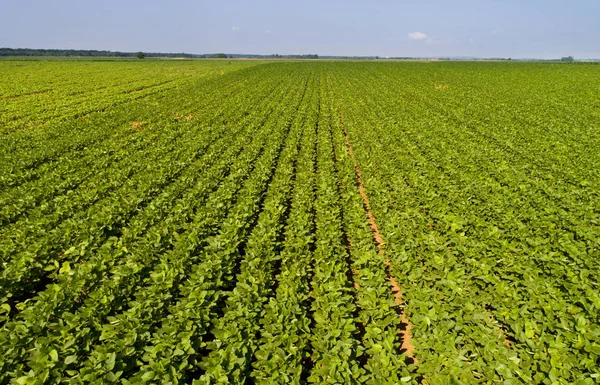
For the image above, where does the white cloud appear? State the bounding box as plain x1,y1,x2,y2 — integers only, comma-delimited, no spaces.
264,30,272,35
232,26,240,32
408,32,428,41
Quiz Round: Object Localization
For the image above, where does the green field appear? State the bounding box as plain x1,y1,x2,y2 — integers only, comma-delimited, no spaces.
1,59,599,384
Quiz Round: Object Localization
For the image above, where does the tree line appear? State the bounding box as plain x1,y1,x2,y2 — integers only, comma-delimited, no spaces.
0,48,199,58
0,48,320,59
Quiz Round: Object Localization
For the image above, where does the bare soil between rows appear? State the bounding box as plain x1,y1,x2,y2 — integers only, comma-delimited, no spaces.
338,105,417,363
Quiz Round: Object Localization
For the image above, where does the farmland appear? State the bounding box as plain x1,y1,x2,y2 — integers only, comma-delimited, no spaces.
1,59,599,384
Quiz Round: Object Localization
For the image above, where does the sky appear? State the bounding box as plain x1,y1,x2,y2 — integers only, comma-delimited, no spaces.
1,0,599,59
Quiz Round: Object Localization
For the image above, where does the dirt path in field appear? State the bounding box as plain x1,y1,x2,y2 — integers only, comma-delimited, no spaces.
486,307,513,348
338,106,417,363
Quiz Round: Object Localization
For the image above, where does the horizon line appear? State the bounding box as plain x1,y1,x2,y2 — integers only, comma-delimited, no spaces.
1,47,598,61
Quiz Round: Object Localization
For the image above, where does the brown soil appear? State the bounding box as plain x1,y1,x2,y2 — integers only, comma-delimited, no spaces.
131,121,146,131
389,275,416,359
486,308,512,348
338,105,417,364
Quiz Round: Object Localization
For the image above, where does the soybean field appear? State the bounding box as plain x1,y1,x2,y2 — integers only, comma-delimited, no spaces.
1,59,599,384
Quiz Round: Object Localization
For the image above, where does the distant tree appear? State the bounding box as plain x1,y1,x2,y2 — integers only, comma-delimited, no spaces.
136,51,145,59
561,56,574,62
210,53,228,58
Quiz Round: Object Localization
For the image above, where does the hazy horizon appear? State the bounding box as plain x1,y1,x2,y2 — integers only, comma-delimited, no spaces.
2,0,599,59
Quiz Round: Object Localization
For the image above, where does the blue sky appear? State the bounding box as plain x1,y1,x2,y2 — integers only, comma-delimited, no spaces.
1,0,598,58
